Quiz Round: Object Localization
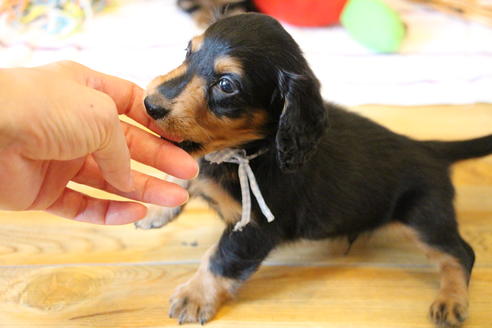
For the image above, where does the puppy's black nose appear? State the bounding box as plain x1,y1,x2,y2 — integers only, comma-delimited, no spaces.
144,97,170,120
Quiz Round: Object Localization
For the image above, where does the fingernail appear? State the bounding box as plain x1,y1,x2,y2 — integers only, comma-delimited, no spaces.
171,189,189,207
191,161,200,179
155,187,189,207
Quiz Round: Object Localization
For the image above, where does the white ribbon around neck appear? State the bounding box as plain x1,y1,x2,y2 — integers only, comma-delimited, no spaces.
204,148,275,231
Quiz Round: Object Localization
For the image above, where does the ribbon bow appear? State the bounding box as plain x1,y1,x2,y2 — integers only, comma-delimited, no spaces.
204,148,275,231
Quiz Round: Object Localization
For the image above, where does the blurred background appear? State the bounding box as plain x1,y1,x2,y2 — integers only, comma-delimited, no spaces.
1,0,492,106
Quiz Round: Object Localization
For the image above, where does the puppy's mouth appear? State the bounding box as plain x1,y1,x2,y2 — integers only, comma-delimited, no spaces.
159,132,184,144
160,135,203,153
175,140,203,153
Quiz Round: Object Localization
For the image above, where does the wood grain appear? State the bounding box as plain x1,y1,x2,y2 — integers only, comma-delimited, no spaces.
0,265,491,328
1,103,492,327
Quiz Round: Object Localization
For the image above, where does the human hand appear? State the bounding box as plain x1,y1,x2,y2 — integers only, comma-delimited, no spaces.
0,61,198,224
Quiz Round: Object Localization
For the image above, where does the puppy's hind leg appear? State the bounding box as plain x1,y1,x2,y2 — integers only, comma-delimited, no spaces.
397,190,475,328
135,177,190,230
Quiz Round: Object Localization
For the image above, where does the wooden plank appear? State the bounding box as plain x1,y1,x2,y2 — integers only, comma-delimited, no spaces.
0,204,222,266
0,264,491,328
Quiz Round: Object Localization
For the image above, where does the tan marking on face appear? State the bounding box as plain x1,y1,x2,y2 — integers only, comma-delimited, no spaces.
214,56,243,76
191,34,205,52
169,244,240,323
190,178,241,224
168,74,208,130
394,224,469,326
146,63,187,97
152,73,267,156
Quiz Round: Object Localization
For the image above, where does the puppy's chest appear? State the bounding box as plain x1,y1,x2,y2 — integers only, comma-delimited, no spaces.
190,167,242,224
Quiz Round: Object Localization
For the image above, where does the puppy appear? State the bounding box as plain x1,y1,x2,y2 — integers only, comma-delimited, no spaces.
138,13,491,327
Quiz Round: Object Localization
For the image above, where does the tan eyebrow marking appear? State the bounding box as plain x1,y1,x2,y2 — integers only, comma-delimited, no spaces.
214,56,243,76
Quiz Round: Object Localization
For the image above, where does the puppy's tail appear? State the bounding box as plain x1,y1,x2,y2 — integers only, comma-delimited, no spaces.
422,134,492,163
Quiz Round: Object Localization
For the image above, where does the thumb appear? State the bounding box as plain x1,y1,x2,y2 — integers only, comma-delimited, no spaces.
92,96,134,193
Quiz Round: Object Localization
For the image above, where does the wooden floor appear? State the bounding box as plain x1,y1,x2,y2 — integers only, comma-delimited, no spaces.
1,104,492,328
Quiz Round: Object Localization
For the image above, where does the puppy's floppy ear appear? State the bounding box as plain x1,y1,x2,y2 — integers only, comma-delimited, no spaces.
275,70,328,172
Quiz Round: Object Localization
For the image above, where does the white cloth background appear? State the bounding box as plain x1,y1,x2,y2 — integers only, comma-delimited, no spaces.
1,0,491,106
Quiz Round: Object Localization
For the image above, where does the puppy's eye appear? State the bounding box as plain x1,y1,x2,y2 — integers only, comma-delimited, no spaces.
218,78,236,94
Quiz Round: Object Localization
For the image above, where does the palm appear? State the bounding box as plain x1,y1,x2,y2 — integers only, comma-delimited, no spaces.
24,157,86,210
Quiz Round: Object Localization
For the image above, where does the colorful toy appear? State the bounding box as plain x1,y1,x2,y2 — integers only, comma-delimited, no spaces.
341,0,406,53
0,0,108,38
253,0,347,27
253,0,406,53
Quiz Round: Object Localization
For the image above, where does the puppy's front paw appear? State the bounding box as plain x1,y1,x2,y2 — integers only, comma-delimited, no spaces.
134,206,181,230
168,261,238,325
169,281,219,325
430,296,468,327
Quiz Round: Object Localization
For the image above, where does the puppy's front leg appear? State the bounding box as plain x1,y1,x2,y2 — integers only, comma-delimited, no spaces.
135,177,190,229
169,224,278,324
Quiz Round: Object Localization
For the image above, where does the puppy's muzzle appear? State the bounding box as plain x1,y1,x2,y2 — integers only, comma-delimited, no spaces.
144,96,170,120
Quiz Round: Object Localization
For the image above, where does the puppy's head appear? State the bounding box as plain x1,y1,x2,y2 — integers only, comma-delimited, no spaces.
145,13,327,172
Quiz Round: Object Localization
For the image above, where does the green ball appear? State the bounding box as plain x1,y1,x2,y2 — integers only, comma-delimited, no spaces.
341,0,406,53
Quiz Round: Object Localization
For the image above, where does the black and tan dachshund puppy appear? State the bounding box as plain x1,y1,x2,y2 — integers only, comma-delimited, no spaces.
138,13,491,327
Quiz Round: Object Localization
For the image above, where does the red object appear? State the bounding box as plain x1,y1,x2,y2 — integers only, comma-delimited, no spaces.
253,0,347,27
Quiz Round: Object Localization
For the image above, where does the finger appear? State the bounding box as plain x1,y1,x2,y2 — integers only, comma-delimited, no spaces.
39,61,162,134
46,187,147,225
121,121,198,180
73,156,189,207
81,64,163,133
93,114,134,193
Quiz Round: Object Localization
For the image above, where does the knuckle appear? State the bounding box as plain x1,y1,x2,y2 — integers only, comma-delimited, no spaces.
55,60,83,70
93,94,118,123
